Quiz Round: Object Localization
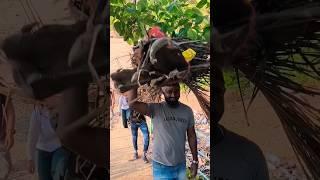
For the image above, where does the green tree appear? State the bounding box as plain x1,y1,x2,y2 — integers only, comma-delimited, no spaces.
110,0,210,45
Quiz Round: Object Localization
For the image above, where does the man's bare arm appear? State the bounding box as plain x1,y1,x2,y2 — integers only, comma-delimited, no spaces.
126,87,150,116
187,126,198,161
4,98,15,150
56,86,108,168
6,99,15,134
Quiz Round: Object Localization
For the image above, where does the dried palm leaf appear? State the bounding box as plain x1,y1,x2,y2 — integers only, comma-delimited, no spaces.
213,1,320,179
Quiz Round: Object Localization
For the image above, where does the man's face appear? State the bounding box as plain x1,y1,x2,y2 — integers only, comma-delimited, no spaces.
161,84,180,107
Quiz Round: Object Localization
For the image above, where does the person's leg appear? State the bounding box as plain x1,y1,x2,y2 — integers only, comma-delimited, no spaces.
121,109,128,128
126,109,131,120
130,122,138,159
51,147,71,180
37,149,53,180
126,109,131,127
176,162,187,180
139,121,150,153
139,121,149,163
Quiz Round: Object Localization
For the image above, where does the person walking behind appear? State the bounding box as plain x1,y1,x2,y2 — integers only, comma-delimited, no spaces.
129,110,149,163
27,96,70,180
118,94,130,128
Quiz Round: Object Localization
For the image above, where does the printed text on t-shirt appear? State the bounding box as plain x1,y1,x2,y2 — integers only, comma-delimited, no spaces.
164,116,187,123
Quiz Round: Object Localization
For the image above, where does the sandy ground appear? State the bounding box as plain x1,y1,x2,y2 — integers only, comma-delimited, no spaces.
222,92,297,159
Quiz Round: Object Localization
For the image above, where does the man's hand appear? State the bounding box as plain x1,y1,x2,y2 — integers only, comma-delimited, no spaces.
4,133,14,150
190,162,198,178
187,126,198,179
27,160,35,174
110,69,138,93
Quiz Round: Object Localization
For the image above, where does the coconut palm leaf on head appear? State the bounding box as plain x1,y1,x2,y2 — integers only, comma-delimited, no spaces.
213,0,320,179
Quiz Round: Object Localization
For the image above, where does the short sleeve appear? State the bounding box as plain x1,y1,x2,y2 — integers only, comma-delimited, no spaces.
187,108,195,128
147,103,157,118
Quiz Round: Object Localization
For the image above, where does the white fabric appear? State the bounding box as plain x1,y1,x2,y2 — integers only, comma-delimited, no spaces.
26,106,61,161
119,95,129,110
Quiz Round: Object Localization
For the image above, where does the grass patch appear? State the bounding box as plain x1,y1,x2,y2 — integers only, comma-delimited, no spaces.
186,168,206,180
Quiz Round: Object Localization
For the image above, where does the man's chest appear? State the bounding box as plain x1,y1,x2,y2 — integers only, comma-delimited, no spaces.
213,145,254,180
155,114,189,130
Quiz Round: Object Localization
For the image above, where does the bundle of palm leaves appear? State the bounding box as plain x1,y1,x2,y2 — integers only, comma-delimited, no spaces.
213,0,320,179
111,37,210,118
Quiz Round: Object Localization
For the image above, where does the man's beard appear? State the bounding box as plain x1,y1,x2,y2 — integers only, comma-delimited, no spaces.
165,97,179,107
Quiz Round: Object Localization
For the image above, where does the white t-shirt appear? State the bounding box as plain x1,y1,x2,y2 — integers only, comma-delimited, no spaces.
119,95,129,110
27,106,61,161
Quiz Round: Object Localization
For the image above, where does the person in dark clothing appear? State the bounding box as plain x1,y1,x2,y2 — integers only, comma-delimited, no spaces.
129,110,149,163
212,67,269,180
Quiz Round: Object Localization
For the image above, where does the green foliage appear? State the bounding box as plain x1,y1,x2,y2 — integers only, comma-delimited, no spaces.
223,70,250,90
180,83,190,93
186,168,204,180
110,0,210,45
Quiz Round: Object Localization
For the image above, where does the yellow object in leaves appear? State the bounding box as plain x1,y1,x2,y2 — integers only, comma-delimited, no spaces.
182,48,196,62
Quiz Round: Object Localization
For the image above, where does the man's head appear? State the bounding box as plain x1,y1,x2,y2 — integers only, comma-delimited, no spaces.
161,83,180,107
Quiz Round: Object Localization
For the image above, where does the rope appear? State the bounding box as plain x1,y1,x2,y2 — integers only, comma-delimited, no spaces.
19,0,32,23
26,0,44,25
137,69,149,87
87,24,104,91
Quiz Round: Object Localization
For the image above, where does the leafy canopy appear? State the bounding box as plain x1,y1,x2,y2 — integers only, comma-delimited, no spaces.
110,0,210,45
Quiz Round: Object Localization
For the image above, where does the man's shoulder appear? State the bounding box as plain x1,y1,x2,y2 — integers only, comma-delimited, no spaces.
215,127,269,180
179,102,193,114
222,127,265,159
225,128,261,150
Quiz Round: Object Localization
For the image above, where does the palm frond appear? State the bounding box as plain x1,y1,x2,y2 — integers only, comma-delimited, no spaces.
214,1,320,179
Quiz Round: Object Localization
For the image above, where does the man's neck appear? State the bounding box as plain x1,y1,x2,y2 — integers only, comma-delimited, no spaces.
165,101,180,108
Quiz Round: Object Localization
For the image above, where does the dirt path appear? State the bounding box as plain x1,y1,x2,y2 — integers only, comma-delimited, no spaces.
110,114,153,179
221,90,320,179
